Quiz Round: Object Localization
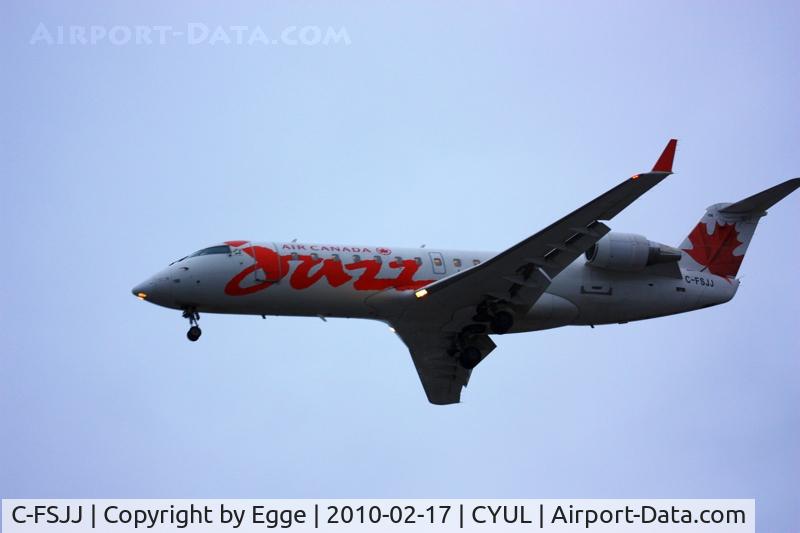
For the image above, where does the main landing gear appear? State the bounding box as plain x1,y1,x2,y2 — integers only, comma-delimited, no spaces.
183,308,202,341
453,328,486,370
458,346,482,370
454,301,514,369
489,310,514,335
473,303,515,335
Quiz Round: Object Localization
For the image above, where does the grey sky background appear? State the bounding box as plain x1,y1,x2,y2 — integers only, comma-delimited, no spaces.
2,1,799,531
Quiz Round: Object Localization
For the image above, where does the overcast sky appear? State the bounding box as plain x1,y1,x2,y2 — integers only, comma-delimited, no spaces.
2,1,799,531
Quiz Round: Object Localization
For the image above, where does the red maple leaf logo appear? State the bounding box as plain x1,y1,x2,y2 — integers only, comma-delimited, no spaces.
682,222,744,278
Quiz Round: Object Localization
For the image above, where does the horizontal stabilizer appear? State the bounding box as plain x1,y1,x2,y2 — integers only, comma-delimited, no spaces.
720,178,800,215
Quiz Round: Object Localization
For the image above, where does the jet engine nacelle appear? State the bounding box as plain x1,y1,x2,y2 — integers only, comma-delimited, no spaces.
585,232,682,272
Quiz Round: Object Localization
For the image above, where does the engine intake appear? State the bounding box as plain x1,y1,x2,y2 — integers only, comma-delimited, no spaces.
585,233,682,272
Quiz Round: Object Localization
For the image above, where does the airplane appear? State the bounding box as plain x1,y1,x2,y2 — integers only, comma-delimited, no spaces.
132,140,800,404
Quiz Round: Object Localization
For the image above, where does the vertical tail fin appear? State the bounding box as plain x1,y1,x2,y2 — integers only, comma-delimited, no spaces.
678,178,800,278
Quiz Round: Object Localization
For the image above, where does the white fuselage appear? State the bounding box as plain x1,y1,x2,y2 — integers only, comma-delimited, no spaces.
133,240,738,332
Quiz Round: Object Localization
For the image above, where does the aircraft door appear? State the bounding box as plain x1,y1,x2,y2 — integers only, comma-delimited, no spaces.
429,252,447,275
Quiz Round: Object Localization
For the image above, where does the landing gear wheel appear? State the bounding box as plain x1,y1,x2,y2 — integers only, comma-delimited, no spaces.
490,310,514,334
187,326,202,342
458,346,482,370
182,308,201,342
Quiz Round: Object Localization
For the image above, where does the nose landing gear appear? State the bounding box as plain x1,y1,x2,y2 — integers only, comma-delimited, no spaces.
187,326,202,342
183,308,202,341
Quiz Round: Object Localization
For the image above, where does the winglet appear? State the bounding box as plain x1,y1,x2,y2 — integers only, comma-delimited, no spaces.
652,139,678,173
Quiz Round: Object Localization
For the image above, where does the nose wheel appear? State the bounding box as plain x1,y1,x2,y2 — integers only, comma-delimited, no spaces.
187,326,202,341
182,308,202,342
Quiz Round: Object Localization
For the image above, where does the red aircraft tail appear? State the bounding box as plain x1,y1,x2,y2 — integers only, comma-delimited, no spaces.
678,178,800,278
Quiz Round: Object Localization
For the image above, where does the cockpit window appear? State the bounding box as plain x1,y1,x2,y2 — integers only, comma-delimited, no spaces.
188,245,231,257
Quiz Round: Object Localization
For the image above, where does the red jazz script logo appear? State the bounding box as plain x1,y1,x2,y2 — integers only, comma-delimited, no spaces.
225,245,432,296
682,222,744,278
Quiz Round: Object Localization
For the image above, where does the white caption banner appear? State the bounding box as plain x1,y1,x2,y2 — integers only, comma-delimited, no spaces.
2,499,754,532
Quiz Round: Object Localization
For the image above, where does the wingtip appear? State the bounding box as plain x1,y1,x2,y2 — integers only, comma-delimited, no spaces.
786,177,800,188
652,138,678,173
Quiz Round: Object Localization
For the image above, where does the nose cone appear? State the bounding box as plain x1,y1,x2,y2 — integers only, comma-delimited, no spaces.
131,280,155,300
132,268,180,309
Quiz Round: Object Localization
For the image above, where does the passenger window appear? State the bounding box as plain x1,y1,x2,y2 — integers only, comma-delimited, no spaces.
332,254,341,262
352,254,361,262
453,258,462,267
473,259,481,266
414,257,422,265
373,256,382,264
311,253,319,261
433,257,443,267
395,256,403,263
291,252,299,261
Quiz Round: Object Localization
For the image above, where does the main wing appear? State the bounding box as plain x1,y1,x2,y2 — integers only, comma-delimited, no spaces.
392,323,495,405
393,139,678,405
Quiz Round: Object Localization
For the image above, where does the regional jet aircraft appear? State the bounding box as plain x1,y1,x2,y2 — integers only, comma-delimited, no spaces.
132,140,799,404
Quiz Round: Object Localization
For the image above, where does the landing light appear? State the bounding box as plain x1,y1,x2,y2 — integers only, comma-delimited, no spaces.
415,289,428,299
388,327,396,333
137,292,147,300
